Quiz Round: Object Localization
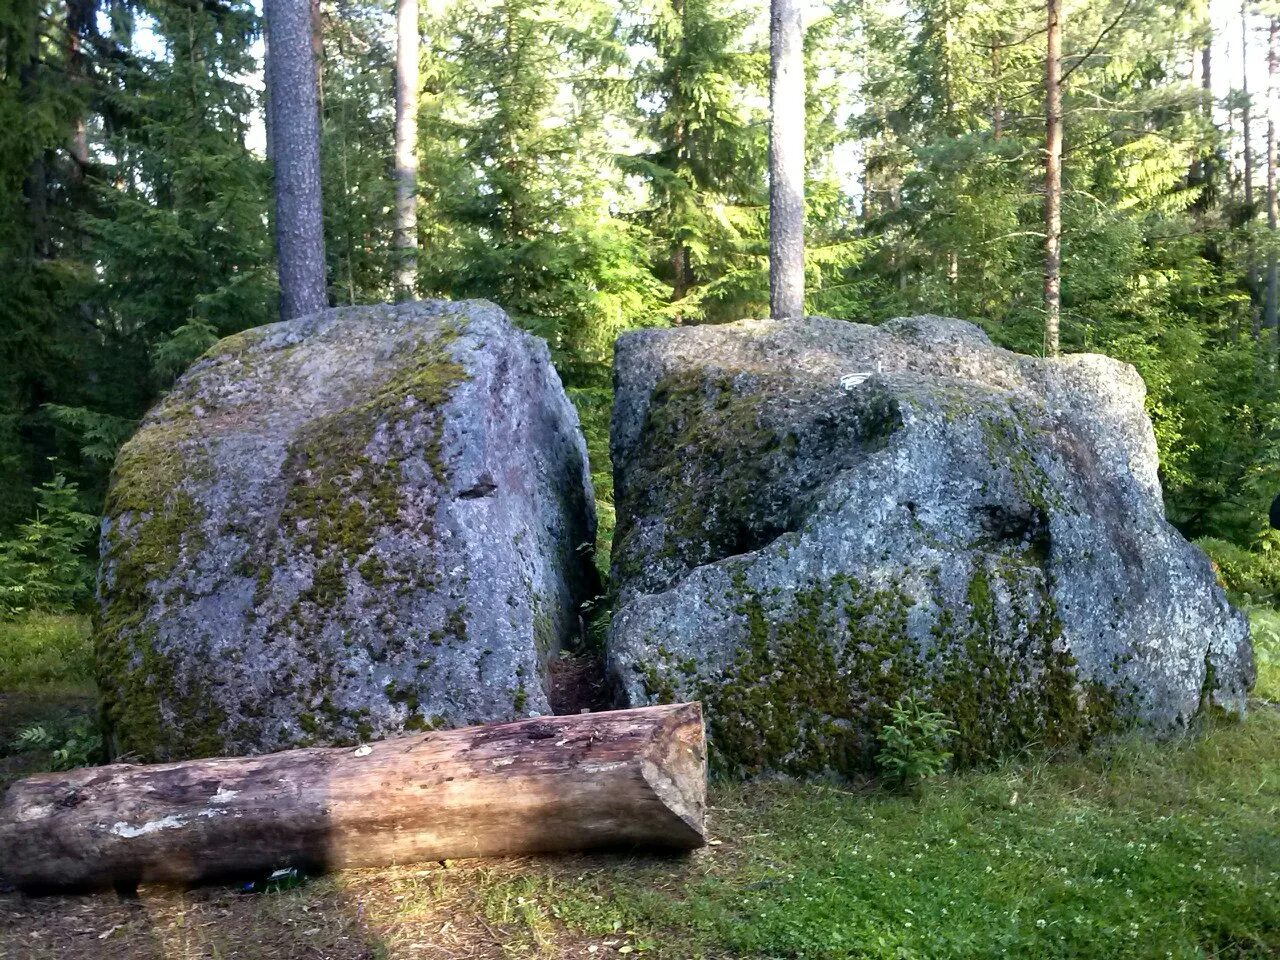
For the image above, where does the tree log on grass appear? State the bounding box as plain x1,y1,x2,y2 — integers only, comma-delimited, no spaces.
0,703,706,894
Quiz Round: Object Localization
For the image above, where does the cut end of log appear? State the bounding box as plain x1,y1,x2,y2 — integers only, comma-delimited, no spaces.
0,703,708,894
640,702,708,847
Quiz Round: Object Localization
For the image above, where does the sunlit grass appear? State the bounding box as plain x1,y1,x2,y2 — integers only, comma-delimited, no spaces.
1248,606,1280,702
466,710,1280,959
0,613,93,694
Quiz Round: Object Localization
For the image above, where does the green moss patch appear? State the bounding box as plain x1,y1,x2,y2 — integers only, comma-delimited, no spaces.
642,559,1126,778
612,369,901,594
96,322,469,760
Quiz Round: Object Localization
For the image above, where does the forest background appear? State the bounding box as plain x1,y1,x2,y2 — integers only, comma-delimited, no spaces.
4,0,1280,613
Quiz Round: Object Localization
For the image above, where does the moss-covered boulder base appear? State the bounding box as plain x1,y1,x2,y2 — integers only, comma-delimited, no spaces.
607,315,1253,776
98,300,596,761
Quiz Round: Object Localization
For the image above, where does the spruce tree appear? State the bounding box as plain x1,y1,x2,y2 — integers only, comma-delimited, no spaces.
630,0,766,323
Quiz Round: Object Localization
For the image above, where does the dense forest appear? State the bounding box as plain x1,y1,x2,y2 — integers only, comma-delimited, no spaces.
2,0,1279,607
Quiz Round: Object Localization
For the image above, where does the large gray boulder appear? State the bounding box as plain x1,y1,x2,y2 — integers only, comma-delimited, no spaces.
98,300,596,761
607,315,1252,776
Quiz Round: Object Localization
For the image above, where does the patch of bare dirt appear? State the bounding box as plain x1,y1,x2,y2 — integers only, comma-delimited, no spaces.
547,653,612,715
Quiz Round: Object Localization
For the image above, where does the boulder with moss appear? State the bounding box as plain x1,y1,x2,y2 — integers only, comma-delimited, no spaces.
97,300,597,761
607,315,1253,776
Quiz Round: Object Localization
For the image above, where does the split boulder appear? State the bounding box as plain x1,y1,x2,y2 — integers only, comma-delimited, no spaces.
607,315,1253,775
98,300,597,761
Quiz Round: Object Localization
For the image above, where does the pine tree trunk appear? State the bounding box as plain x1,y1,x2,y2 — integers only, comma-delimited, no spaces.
991,36,1003,141
1190,32,1211,186
265,0,328,321
1244,2,1260,338
1203,40,1212,100
1267,16,1278,347
393,0,420,300
1043,0,1063,355
768,0,804,321
66,0,91,183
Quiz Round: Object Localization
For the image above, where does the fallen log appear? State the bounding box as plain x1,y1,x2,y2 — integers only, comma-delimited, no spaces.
0,703,706,893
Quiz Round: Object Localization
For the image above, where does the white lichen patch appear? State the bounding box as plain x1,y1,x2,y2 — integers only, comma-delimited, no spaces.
109,815,188,838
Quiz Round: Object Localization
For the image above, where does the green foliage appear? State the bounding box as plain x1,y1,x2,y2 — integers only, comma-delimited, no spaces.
568,385,614,580
0,612,94,690
0,475,96,618
0,0,1277,606
626,0,768,322
1246,606,1280,702
1,0,273,533
418,0,666,368
11,716,104,771
1197,537,1280,607
876,694,956,791
320,0,398,304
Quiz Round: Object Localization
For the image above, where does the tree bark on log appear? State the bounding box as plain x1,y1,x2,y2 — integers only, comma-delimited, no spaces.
0,704,706,894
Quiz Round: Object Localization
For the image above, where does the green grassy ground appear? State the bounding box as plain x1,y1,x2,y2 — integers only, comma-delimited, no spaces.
1247,606,1280,702
0,613,97,786
0,613,1278,958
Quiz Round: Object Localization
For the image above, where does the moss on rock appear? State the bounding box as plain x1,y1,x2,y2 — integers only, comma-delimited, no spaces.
658,561,1128,778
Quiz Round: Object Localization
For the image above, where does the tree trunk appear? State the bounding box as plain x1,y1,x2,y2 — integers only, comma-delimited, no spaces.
1244,2,1260,338
1190,31,1211,186
1203,39,1212,101
66,0,92,183
265,0,328,320
768,0,804,321
1043,0,1063,355
991,36,1003,141
671,244,691,322
0,704,707,894
1245,3,1255,212
393,0,419,299
1267,16,1278,348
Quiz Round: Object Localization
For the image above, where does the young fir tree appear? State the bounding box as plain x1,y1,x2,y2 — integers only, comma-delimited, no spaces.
418,0,663,370
318,0,398,304
627,0,767,323
0,0,94,527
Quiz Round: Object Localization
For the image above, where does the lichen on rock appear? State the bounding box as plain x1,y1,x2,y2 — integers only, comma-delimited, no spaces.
606,315,1253,777
97,300,597,761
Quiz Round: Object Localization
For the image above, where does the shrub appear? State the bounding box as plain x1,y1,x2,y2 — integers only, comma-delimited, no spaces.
0,475,97,618
11,718,105,771
1248,606,1280,702
876,695,955,792
0,613,94,690
1196,537,1280,607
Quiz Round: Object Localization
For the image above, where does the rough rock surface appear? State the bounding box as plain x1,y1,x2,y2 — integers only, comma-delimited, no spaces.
607,315,1252,775
98,300,597,761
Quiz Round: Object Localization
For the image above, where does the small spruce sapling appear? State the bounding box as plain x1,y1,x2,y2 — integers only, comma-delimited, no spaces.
876,695,956,792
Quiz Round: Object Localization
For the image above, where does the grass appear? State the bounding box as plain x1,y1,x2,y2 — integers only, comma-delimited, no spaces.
0,612,95,692
0,615,1277,958
451,711,1280,960
0,613,97,787
2,710,1277,958
1247,606,1280,702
